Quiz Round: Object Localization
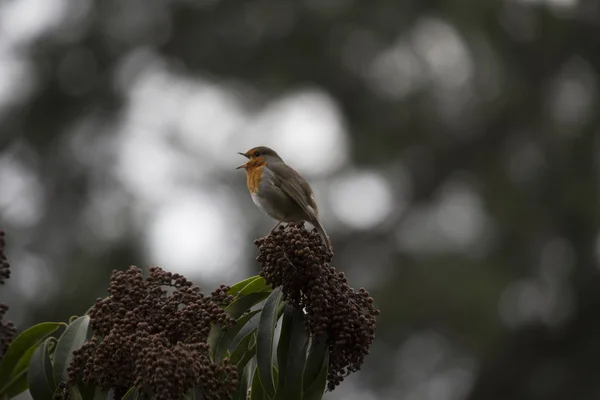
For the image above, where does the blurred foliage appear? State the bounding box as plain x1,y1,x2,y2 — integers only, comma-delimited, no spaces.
1,0,600,399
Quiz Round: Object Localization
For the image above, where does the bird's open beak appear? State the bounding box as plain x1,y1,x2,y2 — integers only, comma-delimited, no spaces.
236,152,250,169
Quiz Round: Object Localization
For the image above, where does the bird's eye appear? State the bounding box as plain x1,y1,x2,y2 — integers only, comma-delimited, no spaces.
253,151,260,157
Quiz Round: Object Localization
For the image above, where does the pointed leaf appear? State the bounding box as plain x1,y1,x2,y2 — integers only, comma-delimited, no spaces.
5,373,28,398
0,322,62,393
226,292,270,319
302,334,328,393
212,310,260,362
228,276,262,296
239,277,270,296
303,349,329,400
88,387,109,400
273,366,278,388
76,381,108,400
256,287,282,398
28,338,56,400
207,292,269,362
250,367,264,400
3,343,38,397
275,306,293,395
53,316,90,386
120,386,137,400
275,306,308,400
230,330,257,366
237,345,257,374
68,385,84,400
233,363,251,400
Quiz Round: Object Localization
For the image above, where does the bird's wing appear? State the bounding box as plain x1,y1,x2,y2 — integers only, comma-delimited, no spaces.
267,161,319,219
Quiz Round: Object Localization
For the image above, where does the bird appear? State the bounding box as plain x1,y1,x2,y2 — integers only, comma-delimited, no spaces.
236,146,332,251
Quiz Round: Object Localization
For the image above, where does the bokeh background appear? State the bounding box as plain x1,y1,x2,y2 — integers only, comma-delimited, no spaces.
1,0,600,399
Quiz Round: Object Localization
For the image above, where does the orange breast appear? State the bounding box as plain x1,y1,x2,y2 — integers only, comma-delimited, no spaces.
246,163,265,194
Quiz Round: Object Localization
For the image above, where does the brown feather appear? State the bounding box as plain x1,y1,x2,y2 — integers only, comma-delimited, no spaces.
267,161,331,249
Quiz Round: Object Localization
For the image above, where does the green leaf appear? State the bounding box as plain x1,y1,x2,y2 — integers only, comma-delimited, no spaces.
211,310,261,362
53,316,90,386
228,276,261,296
276,302,286,320
68,385,84,400
3,345,38,397
237,345,257,374
239,276,270,296
302,334,328,395
273,366,278,390
256,287,282,398
76,381,107,400
250,366,264,400
275,306,308,400
230,330,257,366
207,291,270,361
275,306,293,395
233,363,251,400
13,345,37,376
28,338,56,400
89,387,109,400
303,345,329,400
0,322,62,394
226,292,270,319
5,373,28,398
120,386,137,400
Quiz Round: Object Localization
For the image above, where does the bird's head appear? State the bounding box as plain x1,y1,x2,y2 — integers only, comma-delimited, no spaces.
236,146,283,170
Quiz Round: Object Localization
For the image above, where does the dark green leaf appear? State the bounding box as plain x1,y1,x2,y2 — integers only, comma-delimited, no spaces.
228,276,261,296
226,292,270,319
53,316,90,386
237,345,257,374
5,372,28,398
275,306,308,400
212,310,261,362
28,338,56,400
0,322,62,394
68,385,84,400
120,386,137,400
302,334,328,394
13,345,37,377
303,347,329,400
3,345,36,398
250,367,264,400
239,276,270,296
90,387,109,400
276,302,286,320
233,363,251,400
208,292,270,361
275,306,293,395
256,287,282,398
76,381,107,400
230,329,257,366
273,366,278,389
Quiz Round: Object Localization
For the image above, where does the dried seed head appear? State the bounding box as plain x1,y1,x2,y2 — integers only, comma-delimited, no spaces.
66,266,237,400
256,223,378,391
0,230,16,361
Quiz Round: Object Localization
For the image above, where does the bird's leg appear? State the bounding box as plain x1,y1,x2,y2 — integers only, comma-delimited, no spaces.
270,218,286,234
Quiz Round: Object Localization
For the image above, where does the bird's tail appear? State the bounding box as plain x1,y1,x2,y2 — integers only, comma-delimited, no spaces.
311,218,332,252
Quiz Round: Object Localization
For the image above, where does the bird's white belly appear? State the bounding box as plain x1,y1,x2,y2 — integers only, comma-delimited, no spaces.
251,192,285,220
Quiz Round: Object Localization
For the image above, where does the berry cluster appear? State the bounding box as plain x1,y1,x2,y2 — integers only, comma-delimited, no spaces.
0,230,16,361
65,266,239,400
255,223,379,391
0,231,9,284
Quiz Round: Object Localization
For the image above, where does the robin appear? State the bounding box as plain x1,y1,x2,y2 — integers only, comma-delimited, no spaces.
236,146,332,251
